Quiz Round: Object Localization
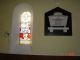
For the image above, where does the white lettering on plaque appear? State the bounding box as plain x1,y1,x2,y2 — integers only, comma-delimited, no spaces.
48,12,69,32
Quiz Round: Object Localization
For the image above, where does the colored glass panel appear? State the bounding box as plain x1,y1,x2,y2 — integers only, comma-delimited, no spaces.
19,12,32,45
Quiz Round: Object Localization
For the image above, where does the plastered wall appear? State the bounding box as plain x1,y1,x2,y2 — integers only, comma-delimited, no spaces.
0,0,80,56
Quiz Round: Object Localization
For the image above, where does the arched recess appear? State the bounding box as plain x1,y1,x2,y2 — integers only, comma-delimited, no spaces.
10,3,33,54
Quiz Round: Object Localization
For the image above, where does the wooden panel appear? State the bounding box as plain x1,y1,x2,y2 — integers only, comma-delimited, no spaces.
0,53,76,60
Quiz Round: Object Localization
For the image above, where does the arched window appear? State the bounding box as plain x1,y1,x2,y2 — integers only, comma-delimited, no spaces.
10,3,33,54
20,11,32,45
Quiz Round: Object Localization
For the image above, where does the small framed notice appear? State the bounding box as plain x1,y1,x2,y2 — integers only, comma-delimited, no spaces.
44,7,72,36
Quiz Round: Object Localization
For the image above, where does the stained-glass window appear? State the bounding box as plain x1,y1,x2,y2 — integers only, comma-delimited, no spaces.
19,12,32,45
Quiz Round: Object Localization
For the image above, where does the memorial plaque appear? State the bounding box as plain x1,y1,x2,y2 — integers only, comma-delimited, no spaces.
44,7,72,36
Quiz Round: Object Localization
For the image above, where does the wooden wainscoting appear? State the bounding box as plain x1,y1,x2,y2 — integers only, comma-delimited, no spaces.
0,53,76,60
